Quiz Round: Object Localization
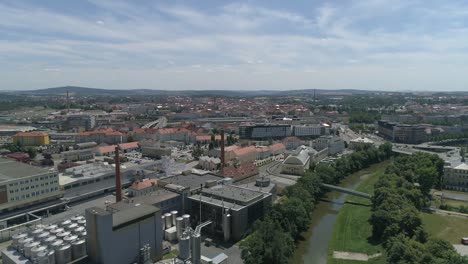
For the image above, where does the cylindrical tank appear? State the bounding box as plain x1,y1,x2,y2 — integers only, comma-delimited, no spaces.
77,219,86,226
71,215,84,222
71,239,86,260
182,214,190,228
12,233,28,248
191,233,201,264
50,239,64,250
80,231,87,238
164,213,172,228
42,235,57,246
18,237,34,251
161,215,166,230
36,232,50,241
178,235,191,260
55,244,72,264
37,250,55,264
176,217,184,239
24,241,41,258
44,224,58,231
50,228,64,235
60,220,71,227
66,223,78,231
63,235,78,244
222,211,231,242
30,228,44,238
56,231,71,239
170,210,178,226
31,245,48,259
73,226,85,235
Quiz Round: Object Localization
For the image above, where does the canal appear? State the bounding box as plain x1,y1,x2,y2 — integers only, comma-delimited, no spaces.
290,171,369,264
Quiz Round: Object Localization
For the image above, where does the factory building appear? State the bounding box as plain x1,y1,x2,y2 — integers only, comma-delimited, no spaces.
0,158,62,213
188,184,272,242
86,204,163,264
60,148,94,162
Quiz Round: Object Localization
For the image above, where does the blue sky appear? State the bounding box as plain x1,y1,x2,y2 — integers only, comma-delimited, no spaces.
1,0,468,91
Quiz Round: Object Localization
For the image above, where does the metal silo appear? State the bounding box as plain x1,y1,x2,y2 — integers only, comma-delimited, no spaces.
37,250,55,264
18,237,34,252
24,241,41,259
222,210,231,242
12,233,28,249
55,244,72,264
178,234,190,260
77,219,86,226
164,213,172,228
176,217,184,239
56,231,71,239
60,220,71,227
50,239,64,250
42,235,57,247
50,228,64,235
31,245,48,259
182,214,190,228
73,226,85,235
190,233,201,264
71,239,86,260
44,224,58,232
36,232,50,241
30,228,44,238
66,223,78,231
63,235,78,244
170,210,178,226
161,215,166,230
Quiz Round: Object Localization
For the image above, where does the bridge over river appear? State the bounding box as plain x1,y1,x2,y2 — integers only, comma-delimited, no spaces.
321,183,372,199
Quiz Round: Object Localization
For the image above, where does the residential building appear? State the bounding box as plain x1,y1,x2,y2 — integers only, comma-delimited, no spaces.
13,132,50,146
127,179,158,197
119,142,139,153
0,157,62,213
199,156,221,171
75,129,125,145
444,163,468,192
156,128,189,143
96,145,118,156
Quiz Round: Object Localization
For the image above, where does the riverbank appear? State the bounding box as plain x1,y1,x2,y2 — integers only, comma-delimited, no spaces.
327,161,389,264
290,161,390,264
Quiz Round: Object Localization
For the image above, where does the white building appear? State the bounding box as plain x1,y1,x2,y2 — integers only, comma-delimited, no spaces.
199,156,221,171
281,146,311,176
0,158,62,213
349,137,375,150
293,125,324,137
444,163,468,192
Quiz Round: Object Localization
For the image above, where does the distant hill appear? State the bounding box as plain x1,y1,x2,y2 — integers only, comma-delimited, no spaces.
8,85,468,97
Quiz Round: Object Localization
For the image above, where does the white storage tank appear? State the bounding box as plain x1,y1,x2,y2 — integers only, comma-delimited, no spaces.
31,245,48,259
36,232,50,241
77,219,86,226
18,237,34,252
24,241,41,259
55,244,72,264
42,235,57,246
12,233,28,248
56,231,71,239
182,214,190,228
73,226,85,235
50,228,64,235
164,213,172,228
80,231,87,238
31,228,44,238
66,223,78,231
37,250,55,264
176,217,184,239
63,235,78,244
44,224,58,231
170,210,178,226
60,220,71,227
50,239,64,250
191,233,201,264
71,215,84,222
222,210,231,242
71,239,87,260
161,215,166,230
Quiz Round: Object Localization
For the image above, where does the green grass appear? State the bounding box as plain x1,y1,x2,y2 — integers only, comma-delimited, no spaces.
162,249,179,260
327,161,390,264
442,199,468,208
421,213,468,244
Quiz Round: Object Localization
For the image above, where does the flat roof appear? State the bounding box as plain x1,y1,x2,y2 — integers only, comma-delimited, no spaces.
160,173,223,191
0,158,51,182
112,204,159,229
109,190,179,211
200,185,265,205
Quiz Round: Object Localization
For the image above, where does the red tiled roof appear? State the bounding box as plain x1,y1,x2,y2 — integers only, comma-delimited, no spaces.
224,145,240,152
232,146,257,157
78,129,122,136
283,136,302,142
97,145,117,153
222,163,258,181
157,128,189,135
269,143,285,151
119,142,139,150
256,147,270,153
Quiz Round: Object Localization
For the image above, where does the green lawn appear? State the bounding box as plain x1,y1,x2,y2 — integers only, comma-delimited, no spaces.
421,213,468,244
162,249,179,260
327,161,390,264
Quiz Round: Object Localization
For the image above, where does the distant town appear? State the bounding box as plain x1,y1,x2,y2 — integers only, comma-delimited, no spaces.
0,87,467,264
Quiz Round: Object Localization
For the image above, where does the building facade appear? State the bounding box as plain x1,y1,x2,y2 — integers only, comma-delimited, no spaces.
13,132,50,146
444,163,468,192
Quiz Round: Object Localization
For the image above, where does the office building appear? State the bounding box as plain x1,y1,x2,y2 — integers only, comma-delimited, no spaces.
65,114,95,131
444,163,468,192
239,123,291,140
377,121,427,144
0,158,62,213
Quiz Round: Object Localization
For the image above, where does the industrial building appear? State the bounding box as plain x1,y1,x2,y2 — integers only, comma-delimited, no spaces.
65,114,96,131
13,132,50,146
444,163,468,192
0,158,62,213
281,146,312,175
188,184,272,242
60,148,94,162
86,204,163,263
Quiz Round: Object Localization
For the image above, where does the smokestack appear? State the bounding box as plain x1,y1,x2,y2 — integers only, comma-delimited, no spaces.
66,91,70,113
115,146,122,202
220,129,225,174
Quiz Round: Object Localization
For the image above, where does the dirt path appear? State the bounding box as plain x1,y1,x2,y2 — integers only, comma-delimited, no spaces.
333,251,382,261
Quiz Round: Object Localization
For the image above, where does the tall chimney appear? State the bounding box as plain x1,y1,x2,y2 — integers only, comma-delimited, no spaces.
220,129,225,174
114,146,122,202
66,90,70,113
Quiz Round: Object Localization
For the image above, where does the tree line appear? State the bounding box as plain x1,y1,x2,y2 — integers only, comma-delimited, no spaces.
240,142,393,264
370,152,468,263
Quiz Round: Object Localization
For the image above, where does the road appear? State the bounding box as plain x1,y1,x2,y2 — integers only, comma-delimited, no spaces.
259,161,298,187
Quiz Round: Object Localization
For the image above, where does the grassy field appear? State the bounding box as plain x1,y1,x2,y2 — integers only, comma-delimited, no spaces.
421,213,468,244
442,199,468,208
327,161,390,264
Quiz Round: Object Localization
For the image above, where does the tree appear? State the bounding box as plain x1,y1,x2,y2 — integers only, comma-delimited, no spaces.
127,135,135,142
26,147,37,159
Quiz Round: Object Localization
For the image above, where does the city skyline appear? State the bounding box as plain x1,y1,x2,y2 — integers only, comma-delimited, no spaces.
2,0,468,91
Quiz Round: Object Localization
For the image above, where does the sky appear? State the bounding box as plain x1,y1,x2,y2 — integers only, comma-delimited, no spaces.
1,0,468,91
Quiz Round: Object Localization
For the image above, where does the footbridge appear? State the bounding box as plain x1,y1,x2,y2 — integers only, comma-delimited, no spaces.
321,183,372,199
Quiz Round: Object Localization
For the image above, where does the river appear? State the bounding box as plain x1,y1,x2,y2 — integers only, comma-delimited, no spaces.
290,171,369,264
